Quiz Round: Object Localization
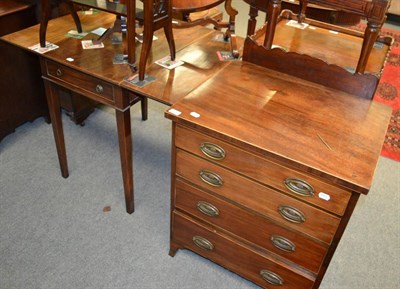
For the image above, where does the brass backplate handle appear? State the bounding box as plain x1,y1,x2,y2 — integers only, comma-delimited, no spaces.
270,235,296,252
197,201,220,217
200,142,226,160
284,177,314,197
193,236,214,251
199,170,223,187
260,269,284,286
278,205,306,224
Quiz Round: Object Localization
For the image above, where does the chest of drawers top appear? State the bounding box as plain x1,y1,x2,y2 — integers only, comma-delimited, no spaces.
165,60,391,195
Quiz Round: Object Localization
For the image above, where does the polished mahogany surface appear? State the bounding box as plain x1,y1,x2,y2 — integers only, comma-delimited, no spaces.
165,60,391,193
2,12,239,105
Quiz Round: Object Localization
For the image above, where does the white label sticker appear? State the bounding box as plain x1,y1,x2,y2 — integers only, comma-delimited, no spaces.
190,112,200,118
168,108,181,116
66,57,74,62
318,192,331,201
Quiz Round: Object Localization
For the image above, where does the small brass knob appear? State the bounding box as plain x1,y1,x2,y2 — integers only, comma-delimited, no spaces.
95,84,104,94
56,69,63,77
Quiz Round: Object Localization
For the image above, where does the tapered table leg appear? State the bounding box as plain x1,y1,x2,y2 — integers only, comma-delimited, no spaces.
43,78,69,178
115,107,134,214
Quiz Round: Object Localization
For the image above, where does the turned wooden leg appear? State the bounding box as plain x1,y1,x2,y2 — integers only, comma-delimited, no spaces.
224,0,239,58
356,21,381,73
264,0,282,49
115,107,134,214
43,78,69,178
247,6,259,36
298,0,308,24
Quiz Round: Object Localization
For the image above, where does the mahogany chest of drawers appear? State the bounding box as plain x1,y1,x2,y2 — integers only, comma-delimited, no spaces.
165,60,391,288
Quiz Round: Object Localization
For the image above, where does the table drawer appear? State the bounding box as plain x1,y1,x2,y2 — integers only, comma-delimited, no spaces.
172,211,315,289
175,124,351,216
175,178,328,273
176,149,340,244
44,60,116,105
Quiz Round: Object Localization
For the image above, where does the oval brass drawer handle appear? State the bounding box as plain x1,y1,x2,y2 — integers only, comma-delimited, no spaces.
193,236,214,251
56,69,63,77
200,142,226,160
95,84,104,94
284,177,314,197
270,235,296,252
260,269,284,286
278,205,306,224
199,170,223,187
197,201,220,217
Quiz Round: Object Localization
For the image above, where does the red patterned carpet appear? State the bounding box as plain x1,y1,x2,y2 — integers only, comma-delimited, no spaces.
374,27,400,161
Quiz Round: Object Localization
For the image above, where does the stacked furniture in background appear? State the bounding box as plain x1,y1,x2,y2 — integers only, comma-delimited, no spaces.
172,0,239,58
244,0,392,73
0,0,48,141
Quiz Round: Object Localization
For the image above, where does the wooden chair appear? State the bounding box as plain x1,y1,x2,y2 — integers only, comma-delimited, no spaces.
243,0,392,73
296,0,391,73
242,22,387,100
39,0,176,81
172,0,239,58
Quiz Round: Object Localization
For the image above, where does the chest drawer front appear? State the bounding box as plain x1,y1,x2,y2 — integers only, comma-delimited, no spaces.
45,60,115,105
176,149,340,244
175,125,351,216
172,211,315,289
175,178,328,273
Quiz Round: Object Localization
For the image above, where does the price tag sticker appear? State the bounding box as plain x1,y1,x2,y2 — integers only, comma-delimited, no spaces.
318,192,331,201
190,112,200,118
168,108,182,116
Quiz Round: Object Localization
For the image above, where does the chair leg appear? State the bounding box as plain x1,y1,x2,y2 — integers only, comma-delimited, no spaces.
247,6,259,36
141,97,148,121
298,0,307,23
224,0,239,58
264,0,282,49
164,22,176,61
39,0,51,47
40,0,82,47
66,1,83,33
